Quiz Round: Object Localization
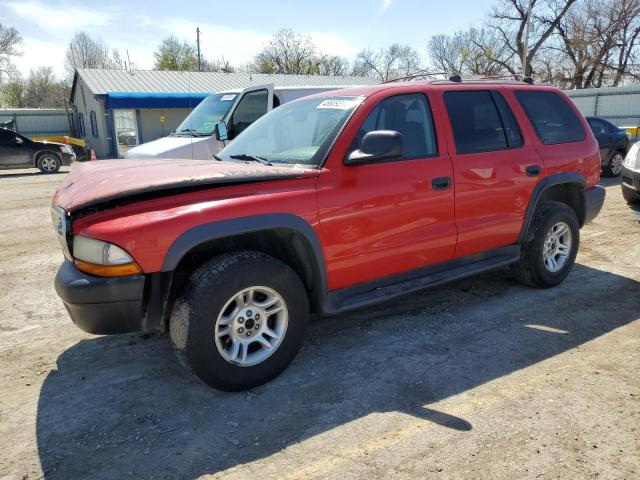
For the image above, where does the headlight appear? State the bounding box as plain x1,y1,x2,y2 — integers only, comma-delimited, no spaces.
623,142,640,170
59,144,73,154
72,236,142,277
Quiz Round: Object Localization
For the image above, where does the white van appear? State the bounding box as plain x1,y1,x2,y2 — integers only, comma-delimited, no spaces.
125,84,353,160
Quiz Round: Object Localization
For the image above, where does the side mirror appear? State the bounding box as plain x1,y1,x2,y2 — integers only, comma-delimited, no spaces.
345,130,403,165
214,121,229,141
15,137,23,145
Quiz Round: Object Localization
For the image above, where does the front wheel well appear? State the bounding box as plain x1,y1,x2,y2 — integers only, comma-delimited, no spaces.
164,229,324,328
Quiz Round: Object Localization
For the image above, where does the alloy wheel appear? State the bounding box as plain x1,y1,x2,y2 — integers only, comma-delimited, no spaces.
543,221,572,273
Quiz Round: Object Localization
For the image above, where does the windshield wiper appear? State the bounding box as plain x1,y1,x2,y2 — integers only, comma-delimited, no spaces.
211,153,223,161
174,128,206,137
229,154,272,166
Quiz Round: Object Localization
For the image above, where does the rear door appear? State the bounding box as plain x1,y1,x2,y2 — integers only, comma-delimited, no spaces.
317,90,457,291
587,118,612,161
225,84,274,140
440,88,542,258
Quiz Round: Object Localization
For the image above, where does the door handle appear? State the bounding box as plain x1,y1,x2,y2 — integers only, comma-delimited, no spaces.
526,165,541,177
432,177,452,190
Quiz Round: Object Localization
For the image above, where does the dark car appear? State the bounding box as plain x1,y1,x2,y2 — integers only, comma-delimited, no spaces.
586,116,631,177
0,128,76,173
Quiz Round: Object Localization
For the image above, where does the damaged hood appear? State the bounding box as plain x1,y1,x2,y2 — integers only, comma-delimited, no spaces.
53,158,319,212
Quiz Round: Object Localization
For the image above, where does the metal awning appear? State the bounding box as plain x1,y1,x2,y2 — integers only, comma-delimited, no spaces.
105,92,209,109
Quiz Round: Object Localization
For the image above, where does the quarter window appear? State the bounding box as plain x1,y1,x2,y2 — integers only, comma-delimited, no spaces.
515,91,585,145
444,90,518,154
351,93,437,159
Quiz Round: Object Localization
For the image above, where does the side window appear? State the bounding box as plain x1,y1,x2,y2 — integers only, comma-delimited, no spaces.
230,89,269,137
351,93,437,159
587,118,606,136
515,91,585,144
492,91,523,147
77,112,86,137
90,111,99,137
0,129,14,143
444,90,510,154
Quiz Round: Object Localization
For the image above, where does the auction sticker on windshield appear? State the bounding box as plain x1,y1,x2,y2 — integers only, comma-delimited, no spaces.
220,94,237,101
317,98,363,110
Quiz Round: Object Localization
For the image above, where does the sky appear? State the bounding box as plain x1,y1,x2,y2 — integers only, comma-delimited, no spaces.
1,0,493,78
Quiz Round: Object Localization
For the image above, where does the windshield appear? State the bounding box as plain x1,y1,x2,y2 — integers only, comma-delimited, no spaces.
173,93,237,136
218,96,365,166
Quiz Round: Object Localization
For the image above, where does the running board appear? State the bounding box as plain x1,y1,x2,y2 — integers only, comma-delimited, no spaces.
323,245,521,315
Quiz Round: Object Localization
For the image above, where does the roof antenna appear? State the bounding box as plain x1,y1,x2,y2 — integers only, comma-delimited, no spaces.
449,74,462,83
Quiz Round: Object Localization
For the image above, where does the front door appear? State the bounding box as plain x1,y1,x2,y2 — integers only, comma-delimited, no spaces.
0,130,31,167
226,84,274,141
317,91,457,291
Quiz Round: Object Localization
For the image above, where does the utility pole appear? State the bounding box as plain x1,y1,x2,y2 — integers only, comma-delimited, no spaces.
522,0,533,78
196,27,202,72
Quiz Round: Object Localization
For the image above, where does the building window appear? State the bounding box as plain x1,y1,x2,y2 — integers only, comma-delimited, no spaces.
77,112,86,137
90,111,98,137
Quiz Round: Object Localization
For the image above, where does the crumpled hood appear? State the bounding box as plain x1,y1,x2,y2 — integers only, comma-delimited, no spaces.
53,158,318,212
125,136,209,158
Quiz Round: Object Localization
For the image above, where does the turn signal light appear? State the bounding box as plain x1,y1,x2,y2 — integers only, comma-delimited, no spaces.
74,259,143,277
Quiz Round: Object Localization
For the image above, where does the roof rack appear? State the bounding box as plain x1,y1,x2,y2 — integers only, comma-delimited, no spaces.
383,72,535,85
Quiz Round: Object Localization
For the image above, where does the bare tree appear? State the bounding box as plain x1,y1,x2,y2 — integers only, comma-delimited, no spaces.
489,0,579,76
0,24,22,81
22,67,69,108
352,44,422,82
64,32,121,79
253,29,318,74
201,56,235,73
429,28,515,76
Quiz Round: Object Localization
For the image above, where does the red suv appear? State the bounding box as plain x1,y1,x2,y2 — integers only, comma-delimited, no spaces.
52,80,605,391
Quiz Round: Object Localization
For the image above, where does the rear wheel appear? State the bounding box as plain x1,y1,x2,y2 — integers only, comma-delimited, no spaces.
512,202,579,288
170,251,309,391
36,153,61,173
602,151,624,177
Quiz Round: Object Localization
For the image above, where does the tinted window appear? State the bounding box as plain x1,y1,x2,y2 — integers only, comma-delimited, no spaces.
587,118,607,136
515,91,585,144
0,129,14,143
492,92,523,147
444,91,509,154
351,93,437,159
230,89,269,137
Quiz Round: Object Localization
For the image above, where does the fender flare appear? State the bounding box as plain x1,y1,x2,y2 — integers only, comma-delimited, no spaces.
517,172,586,243
161,213,328,294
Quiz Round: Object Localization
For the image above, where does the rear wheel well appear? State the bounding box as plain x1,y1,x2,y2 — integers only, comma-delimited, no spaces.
165,229,323,327
537,182,584,226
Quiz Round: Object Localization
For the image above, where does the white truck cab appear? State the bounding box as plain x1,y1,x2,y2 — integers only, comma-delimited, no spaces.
125,84,350,160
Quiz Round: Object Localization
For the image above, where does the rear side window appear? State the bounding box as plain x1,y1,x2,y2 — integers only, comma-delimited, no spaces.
515,91,585,145
351,93,438,159
444,90,521,154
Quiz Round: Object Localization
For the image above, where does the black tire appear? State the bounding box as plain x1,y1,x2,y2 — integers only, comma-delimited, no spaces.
169,251,309,391
36,153,61,173
622,186,640,204
512,201,580,288
602,151,624,177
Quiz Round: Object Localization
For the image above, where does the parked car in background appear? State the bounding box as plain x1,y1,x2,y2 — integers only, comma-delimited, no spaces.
52,80,604,391
621,142,640,203
0,128,76,173
586,116,631,177
125,84,363,160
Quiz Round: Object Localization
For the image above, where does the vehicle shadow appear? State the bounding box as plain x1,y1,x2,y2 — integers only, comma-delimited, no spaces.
0,170,69,179
35,264,640,479
598,176,620,187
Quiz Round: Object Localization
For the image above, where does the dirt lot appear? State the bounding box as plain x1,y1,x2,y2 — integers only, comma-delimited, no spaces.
0,167,638,480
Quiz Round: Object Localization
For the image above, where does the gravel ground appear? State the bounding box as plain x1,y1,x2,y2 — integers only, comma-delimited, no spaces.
0,167,638,480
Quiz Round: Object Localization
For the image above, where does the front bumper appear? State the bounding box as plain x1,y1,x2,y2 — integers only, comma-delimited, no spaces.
61,152,76,165
55,260,145,334
581,185,606,225
621,164,640,199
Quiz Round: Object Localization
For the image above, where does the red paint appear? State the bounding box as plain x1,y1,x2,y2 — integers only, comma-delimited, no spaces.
55,81,600,292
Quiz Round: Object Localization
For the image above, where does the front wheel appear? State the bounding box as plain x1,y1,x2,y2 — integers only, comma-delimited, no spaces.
170,251,309,391
602,151,624,177
37,153,61,173
512,202,579,288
